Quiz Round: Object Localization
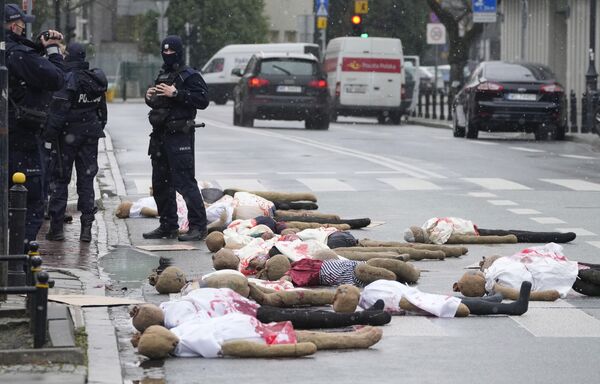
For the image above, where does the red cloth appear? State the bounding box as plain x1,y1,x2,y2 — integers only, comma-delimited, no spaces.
288,259,323,287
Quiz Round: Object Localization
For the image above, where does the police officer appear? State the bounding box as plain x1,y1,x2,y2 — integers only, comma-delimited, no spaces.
44,43,108,242
5,3,65,247
143,35,209,241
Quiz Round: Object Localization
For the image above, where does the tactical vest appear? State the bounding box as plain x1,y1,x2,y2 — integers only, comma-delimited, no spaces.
148,65,195,128
63,69,106,130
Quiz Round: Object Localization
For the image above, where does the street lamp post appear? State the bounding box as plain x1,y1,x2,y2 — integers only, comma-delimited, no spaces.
1,0,9,296
585,0,598,133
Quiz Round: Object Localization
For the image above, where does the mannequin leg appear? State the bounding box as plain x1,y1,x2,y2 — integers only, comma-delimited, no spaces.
461,281,531,315
256,306,391,329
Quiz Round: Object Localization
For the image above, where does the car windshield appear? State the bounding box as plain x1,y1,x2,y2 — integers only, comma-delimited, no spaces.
259,59,317,76
484,63,555,81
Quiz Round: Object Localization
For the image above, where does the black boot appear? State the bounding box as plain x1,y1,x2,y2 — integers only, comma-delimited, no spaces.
256,305,391,329
143,225,179,239
46,221,65,241
178,227,207,241
461,281,531,316
80,210,96,243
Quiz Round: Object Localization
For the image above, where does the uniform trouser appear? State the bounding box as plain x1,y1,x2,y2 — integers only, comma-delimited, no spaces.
47,134,99,224
9,135,44,244
149,130,207,231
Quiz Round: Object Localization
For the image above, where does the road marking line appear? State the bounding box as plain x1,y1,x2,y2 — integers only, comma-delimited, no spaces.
463,178,532,190
530,217,566,224
216,179,266,191
125,172,152,177
355,171,403,175
488,200,518,206
468,192,497,198
102,133,127,196
277,171,336,175
297,178,356,192
555,228,597,236
540,178,600,191
512,303,600,337
559,154,597,160
588,241,600,249
507,208,541,215
201,172,259,175
469,141,498,145
378,178,442,190
509,146,546,153
201,117,447,179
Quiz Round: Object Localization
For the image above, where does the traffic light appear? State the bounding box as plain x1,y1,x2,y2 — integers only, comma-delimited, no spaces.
351,14,363,36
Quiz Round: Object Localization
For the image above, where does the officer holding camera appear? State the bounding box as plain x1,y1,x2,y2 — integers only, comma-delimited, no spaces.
5,3,65,247
44,43,108,243
143,35,210,241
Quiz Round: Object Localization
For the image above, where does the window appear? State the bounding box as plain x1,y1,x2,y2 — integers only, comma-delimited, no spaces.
284,30,297,42
484,63,555,81
202,58,224,74
269,30,280,43
259,59,317,76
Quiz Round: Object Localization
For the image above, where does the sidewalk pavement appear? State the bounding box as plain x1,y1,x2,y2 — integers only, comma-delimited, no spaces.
1,133,127,384
408,116,600,148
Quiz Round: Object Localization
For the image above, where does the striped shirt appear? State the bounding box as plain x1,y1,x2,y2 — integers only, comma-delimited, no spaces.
319,259,367,287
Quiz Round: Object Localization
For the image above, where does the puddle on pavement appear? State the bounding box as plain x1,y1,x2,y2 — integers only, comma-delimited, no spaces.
99,245,160,289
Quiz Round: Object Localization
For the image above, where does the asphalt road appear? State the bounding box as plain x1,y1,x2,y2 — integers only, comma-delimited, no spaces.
106,101,600,383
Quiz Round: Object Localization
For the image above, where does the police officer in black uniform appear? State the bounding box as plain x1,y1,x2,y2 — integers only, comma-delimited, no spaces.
143,35,210,241
44,43,108,242
5,3,65,247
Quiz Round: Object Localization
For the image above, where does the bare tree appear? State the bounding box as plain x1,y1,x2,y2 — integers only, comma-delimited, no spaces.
426,0,483,87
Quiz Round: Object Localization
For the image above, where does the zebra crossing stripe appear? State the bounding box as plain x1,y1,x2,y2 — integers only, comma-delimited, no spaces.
216,179,266,191
540,179,600,191
378,178,442,190
462,178,531,190
512,303,600,337
297,178,356,192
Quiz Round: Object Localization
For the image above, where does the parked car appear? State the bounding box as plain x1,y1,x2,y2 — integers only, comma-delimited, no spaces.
421,66,446,94
232,52,330,130
452,61,567,140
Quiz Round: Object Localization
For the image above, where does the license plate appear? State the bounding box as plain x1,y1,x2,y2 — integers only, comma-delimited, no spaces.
507,93,537,101
276,85,302,93
345,84,367,94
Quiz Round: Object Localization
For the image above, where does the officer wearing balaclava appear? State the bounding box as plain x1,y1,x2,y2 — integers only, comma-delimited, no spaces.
143,35,210,241
5,3,65,249
44,42,108,243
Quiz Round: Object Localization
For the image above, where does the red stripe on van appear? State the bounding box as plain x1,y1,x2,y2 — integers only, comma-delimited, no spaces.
341,58,401,73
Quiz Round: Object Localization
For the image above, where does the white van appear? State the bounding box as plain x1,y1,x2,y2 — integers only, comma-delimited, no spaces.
324,37,405,124
202,43,320,104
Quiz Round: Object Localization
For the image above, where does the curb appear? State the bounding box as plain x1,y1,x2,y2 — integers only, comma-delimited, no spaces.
0,347,85,365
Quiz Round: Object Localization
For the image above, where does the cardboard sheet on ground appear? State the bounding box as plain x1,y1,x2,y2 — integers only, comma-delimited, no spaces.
367,221,385,228
136,244,198,251
48,294,144,307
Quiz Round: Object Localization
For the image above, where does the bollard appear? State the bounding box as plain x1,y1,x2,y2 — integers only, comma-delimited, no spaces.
570,90,578,132
439,91,446,120
27,255,43,317
33,271,49,348
424,90,431,119
8,173,28,286
417,91,423,117
582,92,589,133
432,89,438,119
447,90,454,121
26,242,40,286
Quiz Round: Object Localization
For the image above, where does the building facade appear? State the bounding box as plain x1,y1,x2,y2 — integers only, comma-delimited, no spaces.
263,0,314,43
500,0,600,131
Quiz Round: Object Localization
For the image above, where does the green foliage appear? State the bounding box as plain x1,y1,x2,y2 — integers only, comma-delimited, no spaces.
166,0,269,68
327,0,429,56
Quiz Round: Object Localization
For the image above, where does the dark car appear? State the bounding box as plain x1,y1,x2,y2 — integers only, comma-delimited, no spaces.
232,52,330,130
452,61,567,140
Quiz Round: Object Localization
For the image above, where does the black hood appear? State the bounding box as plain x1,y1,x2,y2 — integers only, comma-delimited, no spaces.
66,42,86,62
161,35,185,70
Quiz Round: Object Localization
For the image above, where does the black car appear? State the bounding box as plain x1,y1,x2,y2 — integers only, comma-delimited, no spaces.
452,61,567,140
232,53,330,130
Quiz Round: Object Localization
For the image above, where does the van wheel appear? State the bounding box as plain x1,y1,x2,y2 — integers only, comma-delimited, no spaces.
555,123,566,141
453,113,465,137
390,112,402,125
377,114,387,124
329,109,338,123
306,114,329,130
